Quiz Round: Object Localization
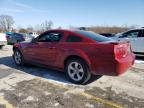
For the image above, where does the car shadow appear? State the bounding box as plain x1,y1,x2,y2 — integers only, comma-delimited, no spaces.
0,56,71,84
0,56,102,85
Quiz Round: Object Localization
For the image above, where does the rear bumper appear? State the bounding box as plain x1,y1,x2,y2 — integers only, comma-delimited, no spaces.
114,54,135,75
90,54,135,76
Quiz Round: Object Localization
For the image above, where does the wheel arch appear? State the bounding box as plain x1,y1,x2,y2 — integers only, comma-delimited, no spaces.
13,45,23,57
13,44,22,52
13,46,21,52
13,46,18,51
64,55,91,70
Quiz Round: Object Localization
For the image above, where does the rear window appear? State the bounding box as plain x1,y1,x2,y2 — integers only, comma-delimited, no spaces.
75,30,113,42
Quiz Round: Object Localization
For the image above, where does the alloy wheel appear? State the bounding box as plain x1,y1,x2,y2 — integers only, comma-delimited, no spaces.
14,51,22,65
68,62,84,81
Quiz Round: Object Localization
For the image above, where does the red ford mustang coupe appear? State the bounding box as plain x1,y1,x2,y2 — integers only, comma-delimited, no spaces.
13,29,135,84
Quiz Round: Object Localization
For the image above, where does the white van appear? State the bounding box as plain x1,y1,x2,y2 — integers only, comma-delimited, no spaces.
0,33,7,48
112,28,144,56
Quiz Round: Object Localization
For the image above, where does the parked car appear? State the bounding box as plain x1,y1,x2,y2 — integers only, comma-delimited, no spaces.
13,29,135,84
6,32,13,44
29,32,38,38
0,33,7,48
111,28,144,56
22,33,35,40
7,33,33,45
100,33,114,37
79,27,87,30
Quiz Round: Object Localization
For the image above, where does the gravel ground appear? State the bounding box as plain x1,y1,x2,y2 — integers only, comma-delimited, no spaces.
0,45,144,108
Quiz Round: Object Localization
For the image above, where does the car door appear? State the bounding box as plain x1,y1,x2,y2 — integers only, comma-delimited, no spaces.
118,30,141,52
24,31,63,66
136,30,144,53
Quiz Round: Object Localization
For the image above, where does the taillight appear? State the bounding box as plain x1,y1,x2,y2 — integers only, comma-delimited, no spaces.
114,44,128,59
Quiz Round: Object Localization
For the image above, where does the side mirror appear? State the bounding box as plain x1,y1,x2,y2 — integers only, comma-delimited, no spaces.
31,38,37,43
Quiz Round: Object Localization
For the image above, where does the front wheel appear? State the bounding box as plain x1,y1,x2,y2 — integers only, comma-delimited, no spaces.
66,58,91,84
13,49,24,66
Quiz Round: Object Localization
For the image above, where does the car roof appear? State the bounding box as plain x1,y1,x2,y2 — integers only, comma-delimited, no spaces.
118,28,144,35
41,29,83,34
128,28,144,31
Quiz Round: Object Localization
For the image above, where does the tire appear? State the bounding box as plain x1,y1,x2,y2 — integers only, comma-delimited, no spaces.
65,58,92,84
85,75,102,84
13,49,24,66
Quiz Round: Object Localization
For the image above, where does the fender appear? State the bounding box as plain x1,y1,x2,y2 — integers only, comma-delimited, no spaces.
57,48,92,69
13,43,23,55
73,49,91,66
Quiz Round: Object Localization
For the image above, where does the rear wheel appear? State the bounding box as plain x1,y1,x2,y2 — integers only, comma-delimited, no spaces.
66,58,91,84
13,49,24,66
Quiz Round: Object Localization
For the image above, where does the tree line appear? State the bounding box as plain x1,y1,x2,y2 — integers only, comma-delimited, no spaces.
0,14,139,34
0,14,53,34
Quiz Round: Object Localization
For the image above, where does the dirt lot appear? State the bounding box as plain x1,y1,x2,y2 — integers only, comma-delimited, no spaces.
0,45,144,108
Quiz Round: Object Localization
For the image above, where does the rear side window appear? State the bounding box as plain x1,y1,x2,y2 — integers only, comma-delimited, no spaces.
126,31,139,38
121,30,142,38
75,30,113,42
66,34,82,42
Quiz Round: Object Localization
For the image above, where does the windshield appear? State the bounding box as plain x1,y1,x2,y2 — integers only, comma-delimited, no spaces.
75,30,114,42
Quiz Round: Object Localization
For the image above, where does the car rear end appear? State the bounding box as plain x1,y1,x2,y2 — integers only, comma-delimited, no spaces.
18,34,25,42
5,32,14,44
75,30,135,76
12,33,25,44
113,41,135,75
90,41,135,76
